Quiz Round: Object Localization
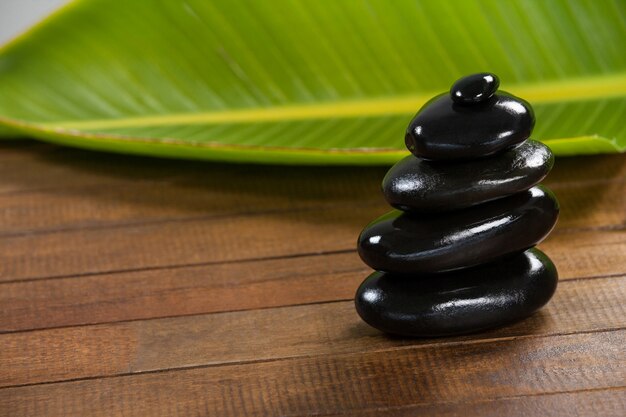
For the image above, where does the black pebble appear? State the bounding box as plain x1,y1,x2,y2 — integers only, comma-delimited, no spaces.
355,248,558,337
450,72,500,105
405,92,535,160
383,140,554,212
357,186,559,274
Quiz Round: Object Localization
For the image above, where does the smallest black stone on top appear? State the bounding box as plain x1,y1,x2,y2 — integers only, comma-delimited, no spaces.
405,72,535,160
450,72,499,105
355,73,559,337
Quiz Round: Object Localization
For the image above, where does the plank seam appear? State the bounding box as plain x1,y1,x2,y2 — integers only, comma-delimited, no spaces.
1,273,623,335
310,386,626,417
0,326,623,391
0,200,384,239
1,227,624,284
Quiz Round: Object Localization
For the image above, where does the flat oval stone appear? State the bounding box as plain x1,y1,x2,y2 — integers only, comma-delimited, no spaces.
405,92,535,160
450,73,499,105
357,185,559,274
355,248,558,337
383,140,554,212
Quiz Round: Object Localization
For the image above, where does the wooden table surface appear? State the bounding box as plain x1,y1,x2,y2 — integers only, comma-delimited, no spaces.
0,140,624,416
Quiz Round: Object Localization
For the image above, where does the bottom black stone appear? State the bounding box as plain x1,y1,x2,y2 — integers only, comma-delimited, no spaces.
355,248,557,337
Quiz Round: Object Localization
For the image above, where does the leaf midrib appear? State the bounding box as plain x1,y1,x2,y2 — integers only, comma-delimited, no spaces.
24,72,626,130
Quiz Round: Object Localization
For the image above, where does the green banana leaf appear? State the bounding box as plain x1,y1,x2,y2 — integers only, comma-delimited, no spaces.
0,0,624,165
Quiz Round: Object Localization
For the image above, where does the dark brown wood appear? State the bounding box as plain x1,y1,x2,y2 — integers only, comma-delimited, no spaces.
324,388,626,417
0,331,623,416
1,275,624,388
0,141,624,416
0,151,622,235
0,229,623,332
0,181,623,283
0,142,622,195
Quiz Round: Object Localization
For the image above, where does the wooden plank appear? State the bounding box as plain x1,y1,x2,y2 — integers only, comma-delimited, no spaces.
0,205,368,282
324,388,626,417
0,153,623,235
0,330,623,417
0,251,363,332
0,228,623,332
0,178,623,237
0,142,622,235
0,184,382,235
547,153,626,184
0,142,622,194
545,229,626,280
552,181,625,230
0,140,622,180
1,275,624,388
0,142,386,197
0,163,386,234
0,181,623,283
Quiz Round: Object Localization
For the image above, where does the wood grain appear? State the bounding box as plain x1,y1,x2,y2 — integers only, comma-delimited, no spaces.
0,228,624,332
0,331,623,416
324,388,626,417
1,275,624,388
0,181,623,283
0,141,624,416
0,142,622,195
0,151,622,235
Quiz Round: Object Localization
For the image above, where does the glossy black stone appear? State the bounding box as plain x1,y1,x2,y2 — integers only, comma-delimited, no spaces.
383,140,554,213
357,186,559,274
355,248,558,337
404,92,535,160
450,73,500,105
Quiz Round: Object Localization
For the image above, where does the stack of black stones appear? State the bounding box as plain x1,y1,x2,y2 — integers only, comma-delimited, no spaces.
355,73,560,337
